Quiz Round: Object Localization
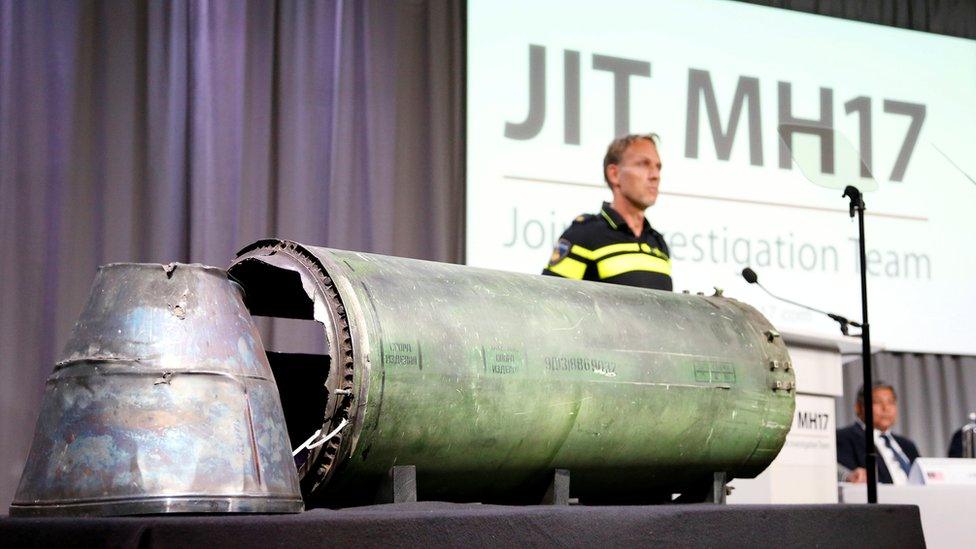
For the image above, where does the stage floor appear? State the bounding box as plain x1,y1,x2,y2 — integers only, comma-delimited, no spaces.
1,502,924,548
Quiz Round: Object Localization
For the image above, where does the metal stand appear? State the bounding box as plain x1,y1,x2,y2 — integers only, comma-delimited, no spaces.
377,465,417,504
706,472,728,504
844,185,878,504
670,472,729,504
542,469,571,505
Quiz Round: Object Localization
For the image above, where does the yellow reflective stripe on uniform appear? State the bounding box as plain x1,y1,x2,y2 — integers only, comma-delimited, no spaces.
549,257,587,279
570,245,596,260
590,242,640,260
573,242,666,261
597,253,671,279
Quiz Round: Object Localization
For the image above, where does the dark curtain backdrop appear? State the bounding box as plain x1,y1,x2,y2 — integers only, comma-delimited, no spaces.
0,0,972,510
744,0,976,38
0,0,464,509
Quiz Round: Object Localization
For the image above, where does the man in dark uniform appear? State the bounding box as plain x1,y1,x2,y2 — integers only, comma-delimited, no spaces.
542,133,672,290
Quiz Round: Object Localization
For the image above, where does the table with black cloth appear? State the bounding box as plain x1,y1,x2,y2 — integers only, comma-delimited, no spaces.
0,502,924,548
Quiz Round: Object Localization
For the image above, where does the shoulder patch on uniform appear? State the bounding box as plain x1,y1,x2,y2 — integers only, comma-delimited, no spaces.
549,238,572,266
571,213,595,225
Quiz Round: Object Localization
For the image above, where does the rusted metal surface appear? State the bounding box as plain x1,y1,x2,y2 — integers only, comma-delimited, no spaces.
10,264,302,516
231,240,796,504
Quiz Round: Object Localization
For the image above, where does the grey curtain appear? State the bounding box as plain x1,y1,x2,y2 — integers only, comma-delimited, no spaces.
0,0,463,509
741,0,976,38
838,353,976,458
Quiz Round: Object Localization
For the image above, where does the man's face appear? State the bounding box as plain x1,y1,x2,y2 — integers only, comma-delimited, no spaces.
607,139,661,210
856,387,898,432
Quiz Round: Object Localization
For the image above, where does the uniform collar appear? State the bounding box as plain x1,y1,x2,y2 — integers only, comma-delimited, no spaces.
600,202,651,236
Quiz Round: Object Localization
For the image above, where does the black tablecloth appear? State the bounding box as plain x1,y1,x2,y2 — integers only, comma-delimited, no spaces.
0,502,925,548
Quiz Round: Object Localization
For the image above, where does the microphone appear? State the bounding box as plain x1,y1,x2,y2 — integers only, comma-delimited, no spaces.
741,267,862,336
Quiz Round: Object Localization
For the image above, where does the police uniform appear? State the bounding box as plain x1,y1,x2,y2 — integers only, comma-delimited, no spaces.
542,202,672,291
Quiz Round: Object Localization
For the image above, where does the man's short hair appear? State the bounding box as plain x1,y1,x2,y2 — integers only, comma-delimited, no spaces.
603,133,660,187
856,381,897,405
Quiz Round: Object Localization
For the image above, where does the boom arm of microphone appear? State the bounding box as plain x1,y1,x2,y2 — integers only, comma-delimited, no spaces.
741,268,862,337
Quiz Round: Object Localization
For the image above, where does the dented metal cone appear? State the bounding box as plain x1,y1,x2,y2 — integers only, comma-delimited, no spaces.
10,263,303,516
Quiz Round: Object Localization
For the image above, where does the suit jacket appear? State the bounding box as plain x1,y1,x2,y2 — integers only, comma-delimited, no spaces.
948,429,963,458
836,422,920,483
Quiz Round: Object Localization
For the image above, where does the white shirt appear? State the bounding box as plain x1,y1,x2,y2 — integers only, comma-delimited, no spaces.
857,419,911,485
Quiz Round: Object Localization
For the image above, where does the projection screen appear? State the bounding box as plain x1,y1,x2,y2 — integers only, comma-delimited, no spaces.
466,0,976,355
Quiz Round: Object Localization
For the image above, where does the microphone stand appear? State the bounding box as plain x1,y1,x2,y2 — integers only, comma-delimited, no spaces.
741,265,862,338
753,283,861,337
844,185,878,505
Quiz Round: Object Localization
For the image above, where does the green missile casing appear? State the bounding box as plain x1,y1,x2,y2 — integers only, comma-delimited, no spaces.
230,240,795,503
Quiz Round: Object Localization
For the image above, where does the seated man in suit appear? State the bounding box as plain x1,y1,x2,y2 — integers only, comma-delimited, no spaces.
836,382,920,484
948,429,963,458
947,412,976,457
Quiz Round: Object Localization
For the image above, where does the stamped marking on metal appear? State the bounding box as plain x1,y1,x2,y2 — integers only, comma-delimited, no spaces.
483,346,523,375
383,341,420,369
694,361,736,384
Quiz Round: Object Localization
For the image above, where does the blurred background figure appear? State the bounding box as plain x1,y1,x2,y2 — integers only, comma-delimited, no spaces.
837,382,920,484
947,412,976,458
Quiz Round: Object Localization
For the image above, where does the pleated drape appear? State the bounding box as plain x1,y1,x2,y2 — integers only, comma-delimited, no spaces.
0,0,463,508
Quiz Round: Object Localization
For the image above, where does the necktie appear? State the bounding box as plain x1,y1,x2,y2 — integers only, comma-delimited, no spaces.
882,433,912,475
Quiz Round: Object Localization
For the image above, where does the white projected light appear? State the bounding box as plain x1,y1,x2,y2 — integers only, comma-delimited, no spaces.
466,0,976,355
